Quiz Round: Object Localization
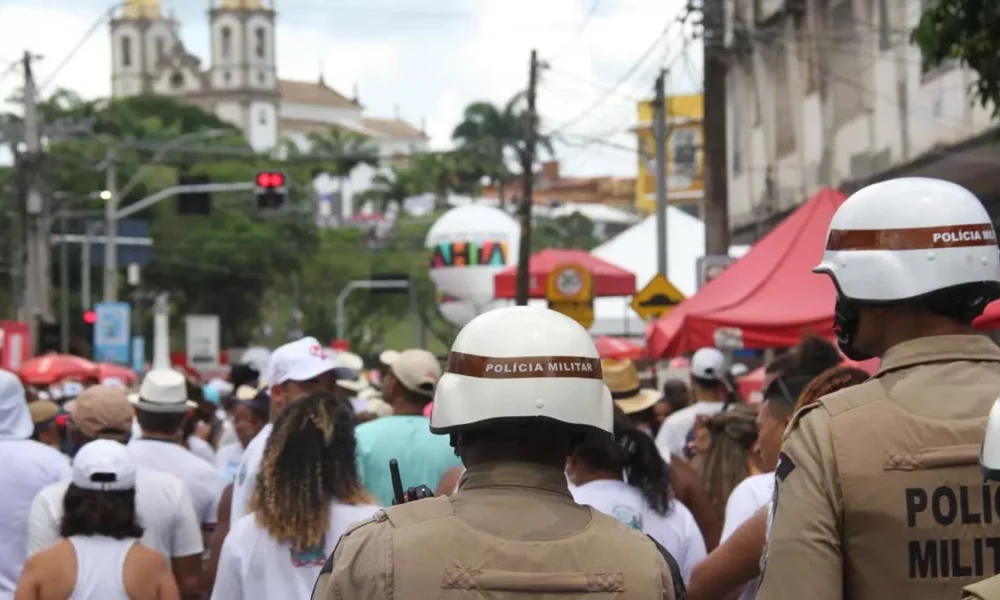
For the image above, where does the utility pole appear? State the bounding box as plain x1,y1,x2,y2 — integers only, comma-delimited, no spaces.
21,51,45,350
703,0,730,255
654,69,669,277
103,149,119,302
515,49,539,306
59,211,69,353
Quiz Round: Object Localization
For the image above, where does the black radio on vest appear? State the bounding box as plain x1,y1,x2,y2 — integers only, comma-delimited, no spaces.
389,459,434,505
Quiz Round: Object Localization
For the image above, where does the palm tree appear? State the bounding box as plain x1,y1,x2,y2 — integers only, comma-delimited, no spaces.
451,93,554,209
360,164,425,213
305,128,379,179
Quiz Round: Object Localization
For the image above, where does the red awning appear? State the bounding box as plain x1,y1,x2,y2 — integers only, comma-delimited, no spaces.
974,300,1000,330
493,249,637,299
646,188,848,358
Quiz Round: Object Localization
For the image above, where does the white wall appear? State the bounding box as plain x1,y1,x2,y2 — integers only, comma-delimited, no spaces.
725,0,995,232
248,101,279,151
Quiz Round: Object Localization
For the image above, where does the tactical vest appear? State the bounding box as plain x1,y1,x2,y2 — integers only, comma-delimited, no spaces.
382,495,673,599
822,380,1000,599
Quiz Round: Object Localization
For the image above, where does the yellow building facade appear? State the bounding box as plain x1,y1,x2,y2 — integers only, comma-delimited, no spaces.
634,93,704,215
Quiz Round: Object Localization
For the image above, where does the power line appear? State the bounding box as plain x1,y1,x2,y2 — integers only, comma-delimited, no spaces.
547,20,678,135
547,0,603,61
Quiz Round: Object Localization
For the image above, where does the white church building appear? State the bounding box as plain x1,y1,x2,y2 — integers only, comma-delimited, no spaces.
108,0,428,159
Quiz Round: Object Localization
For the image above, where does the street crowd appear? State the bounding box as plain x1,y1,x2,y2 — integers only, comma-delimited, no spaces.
1,176,1000,599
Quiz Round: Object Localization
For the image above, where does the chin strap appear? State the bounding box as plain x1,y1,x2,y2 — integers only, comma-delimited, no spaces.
833,297,874,362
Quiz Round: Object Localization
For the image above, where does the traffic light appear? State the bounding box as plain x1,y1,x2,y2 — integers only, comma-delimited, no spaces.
82,310,96,349
177,174,212,215
255,171,287,210
37,319,60,354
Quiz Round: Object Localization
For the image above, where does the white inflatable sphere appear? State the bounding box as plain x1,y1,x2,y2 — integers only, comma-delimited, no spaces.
436,290,512,327
425,204,520,305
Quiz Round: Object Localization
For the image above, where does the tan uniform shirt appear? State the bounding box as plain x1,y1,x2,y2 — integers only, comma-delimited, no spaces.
757,335,1000,600
965,573,1000,599
312,461,677,599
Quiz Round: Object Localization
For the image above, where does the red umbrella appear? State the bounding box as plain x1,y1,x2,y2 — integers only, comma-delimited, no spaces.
97,363,139,386
593,336,644,360
18,354,98,386
493,249,637,299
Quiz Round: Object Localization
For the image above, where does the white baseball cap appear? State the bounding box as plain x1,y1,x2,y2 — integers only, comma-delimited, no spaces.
691,347,726,381
388,349,441,398
266,337,339,391
72,439,137,492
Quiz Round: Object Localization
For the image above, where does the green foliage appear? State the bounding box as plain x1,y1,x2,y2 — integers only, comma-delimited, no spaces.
3,87,596,351
912,0,1000,117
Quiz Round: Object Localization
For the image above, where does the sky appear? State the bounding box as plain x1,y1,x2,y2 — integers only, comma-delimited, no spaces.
0,0,703,177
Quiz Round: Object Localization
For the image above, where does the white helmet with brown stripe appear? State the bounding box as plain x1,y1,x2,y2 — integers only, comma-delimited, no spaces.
814,177,1000,359
430,306,613,436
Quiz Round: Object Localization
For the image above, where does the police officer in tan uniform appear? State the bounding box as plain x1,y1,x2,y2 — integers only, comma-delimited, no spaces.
962,400,1000,599
312,306,680,599
757,178,1000,600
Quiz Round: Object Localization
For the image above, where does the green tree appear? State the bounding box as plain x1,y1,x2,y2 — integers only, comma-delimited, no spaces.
451,94,555,209
358,164,427,213
532,213,600,252
912,1,1000,117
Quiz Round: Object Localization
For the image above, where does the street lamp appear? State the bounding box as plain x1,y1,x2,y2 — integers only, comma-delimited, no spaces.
101,128,227,303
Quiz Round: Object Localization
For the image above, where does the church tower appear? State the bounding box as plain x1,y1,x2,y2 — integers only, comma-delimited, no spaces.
208,0,279,151
110,0,176,97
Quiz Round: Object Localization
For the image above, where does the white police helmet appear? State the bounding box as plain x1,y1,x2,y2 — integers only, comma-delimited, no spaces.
982,398,1000,481
814,177,999,302
431,306,613,436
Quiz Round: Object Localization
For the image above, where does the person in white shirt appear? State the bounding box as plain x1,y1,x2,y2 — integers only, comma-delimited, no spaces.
211,392,379,600
0,370,71,600
214,388,267,483
656,347,732,460
210,338,350,585
567,406,706,585
15,439,179,600
126,370,226,534
27,384,204,598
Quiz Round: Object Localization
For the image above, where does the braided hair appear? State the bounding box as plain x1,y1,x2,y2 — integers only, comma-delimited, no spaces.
572,406,673,515
248,391,373,552
697,403,759,521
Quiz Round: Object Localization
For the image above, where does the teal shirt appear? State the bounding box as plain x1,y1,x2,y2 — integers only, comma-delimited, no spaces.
355,415,461,506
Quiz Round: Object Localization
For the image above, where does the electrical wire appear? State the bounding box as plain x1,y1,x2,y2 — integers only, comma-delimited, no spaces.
547,0,603,61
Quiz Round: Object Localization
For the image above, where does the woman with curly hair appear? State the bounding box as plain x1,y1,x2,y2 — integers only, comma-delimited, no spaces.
210,392,378,600
566,406,707,584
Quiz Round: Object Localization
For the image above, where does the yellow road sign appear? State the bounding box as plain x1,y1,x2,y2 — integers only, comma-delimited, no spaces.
548,301,595,329
631,274,686,321
546,263,593,302
546,263,594,328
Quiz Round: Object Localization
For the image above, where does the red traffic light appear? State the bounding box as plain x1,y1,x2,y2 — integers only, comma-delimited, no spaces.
82,310,97,325
256,172,285,188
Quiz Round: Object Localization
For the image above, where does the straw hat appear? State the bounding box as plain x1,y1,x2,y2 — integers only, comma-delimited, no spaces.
602,359,661,414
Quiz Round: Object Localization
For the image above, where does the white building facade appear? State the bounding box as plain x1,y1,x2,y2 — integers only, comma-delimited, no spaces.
109,0,427,168
724,0,999,236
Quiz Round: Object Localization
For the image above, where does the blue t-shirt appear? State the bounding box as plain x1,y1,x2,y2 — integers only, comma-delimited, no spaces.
355,415,461,506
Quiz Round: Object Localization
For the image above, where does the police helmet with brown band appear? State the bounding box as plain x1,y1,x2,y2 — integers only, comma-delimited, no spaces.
813,179,1000,360
430,306,615,437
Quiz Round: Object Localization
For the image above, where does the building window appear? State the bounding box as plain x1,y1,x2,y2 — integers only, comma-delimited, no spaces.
170,72,184,88
224,71,231,84
732,108,743,176
221,26,232,59
257,71,265,84
259,110,267,125
255,27,266,59
121,37,132,68
672,129,697,178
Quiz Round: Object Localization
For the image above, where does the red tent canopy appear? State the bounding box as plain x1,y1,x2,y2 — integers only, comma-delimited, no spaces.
974,300,1000,330
646,188,848,358
593,336,644,359
493,249,636,299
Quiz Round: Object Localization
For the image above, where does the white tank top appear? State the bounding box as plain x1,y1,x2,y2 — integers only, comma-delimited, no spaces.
68,536,136,600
